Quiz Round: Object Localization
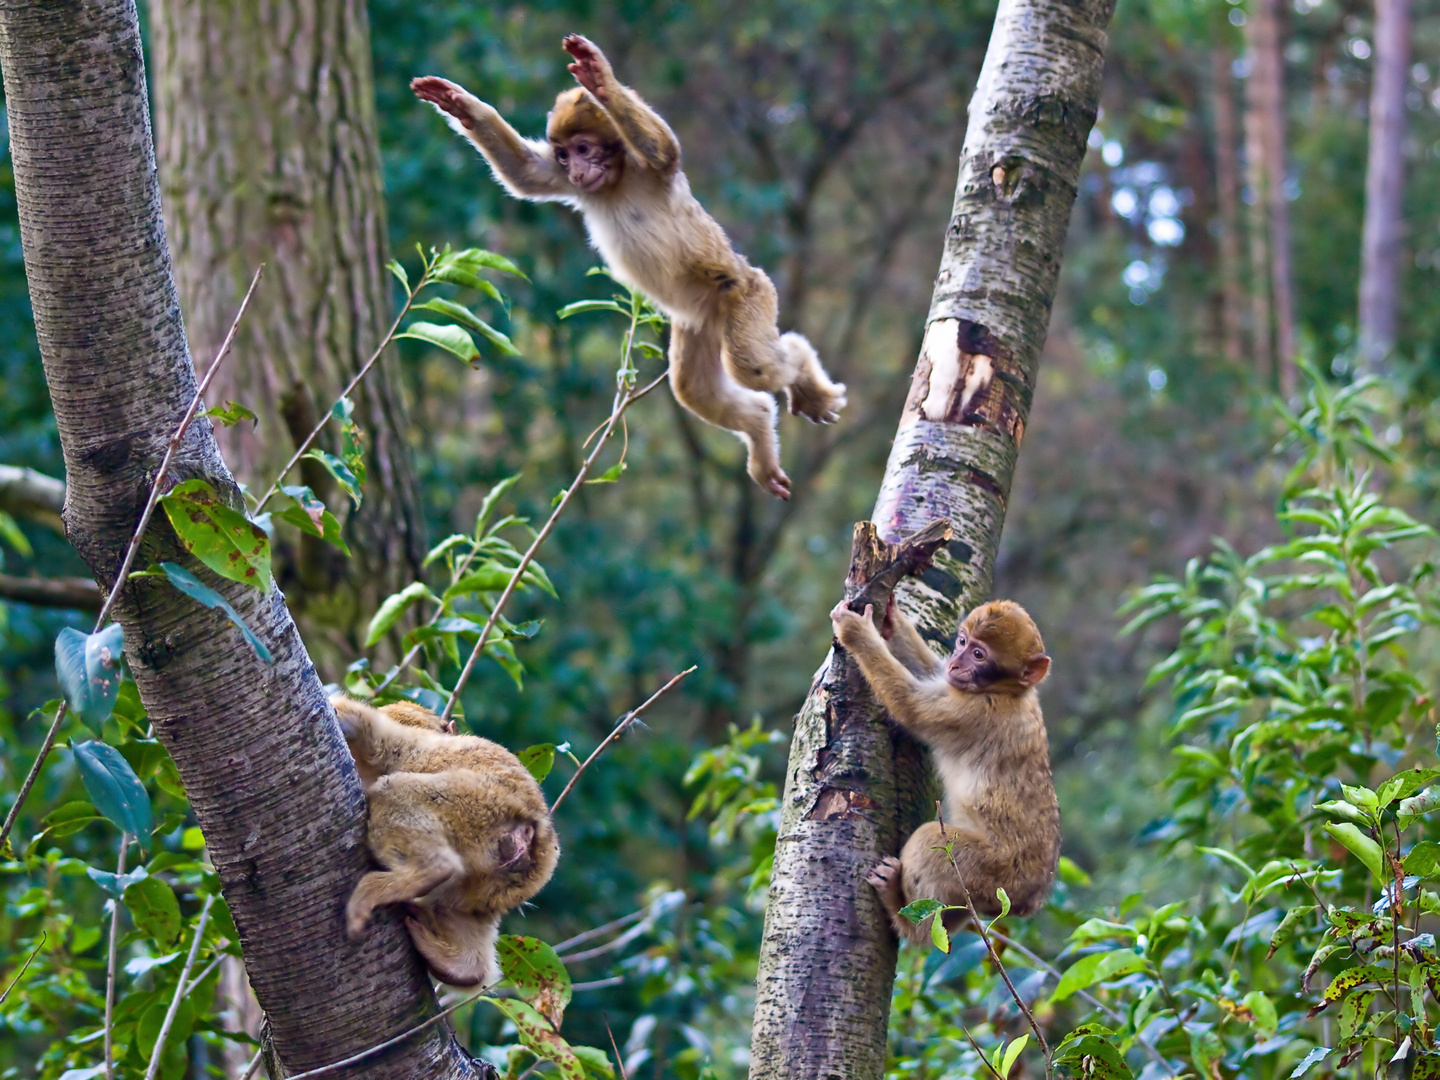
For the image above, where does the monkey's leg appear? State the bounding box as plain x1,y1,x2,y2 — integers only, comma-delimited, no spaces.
405,908,501,987
670,321,791,500
720,269,846,425
871,822,1009,944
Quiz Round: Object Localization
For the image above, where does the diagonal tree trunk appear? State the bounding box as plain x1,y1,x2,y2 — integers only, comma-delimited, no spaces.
148,0,425,661
747,1,1114,1077
0,0,481,1075
1358,0,1411,372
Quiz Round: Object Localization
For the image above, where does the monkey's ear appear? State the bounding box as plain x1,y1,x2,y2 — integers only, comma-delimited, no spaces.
1019,654,1051,687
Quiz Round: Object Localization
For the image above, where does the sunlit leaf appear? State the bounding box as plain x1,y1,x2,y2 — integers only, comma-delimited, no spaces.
518,744,556,782
201,400,257,427
497,935,572,1029
159,479,272,591
396,321,479,363
365,582,440,647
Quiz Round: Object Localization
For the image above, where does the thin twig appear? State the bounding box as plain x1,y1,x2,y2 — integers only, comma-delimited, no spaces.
104,834,129,1080
0,932,45,1006
145,894,216,1080
958,1022,1007,1080
0,266,264,853
181,952,225,998
945,844,1052,1080
549,667,696,814
557,916,654,964
280,987,490,1079
605,1014,630,1080
571,976,625,992
253,277,421,513
438,339,666,727
239,1046,264,1080
553,904,651,953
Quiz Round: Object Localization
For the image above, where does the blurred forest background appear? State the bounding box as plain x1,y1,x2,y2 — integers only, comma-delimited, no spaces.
4,0,1440,1075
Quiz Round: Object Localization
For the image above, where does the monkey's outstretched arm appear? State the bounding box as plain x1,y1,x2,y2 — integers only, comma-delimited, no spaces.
411,76,571,200
884,605,945,679
831,605,990,744
562,35,680,176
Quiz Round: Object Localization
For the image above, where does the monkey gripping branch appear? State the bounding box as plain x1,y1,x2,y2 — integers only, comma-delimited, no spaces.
745,1,1117,1078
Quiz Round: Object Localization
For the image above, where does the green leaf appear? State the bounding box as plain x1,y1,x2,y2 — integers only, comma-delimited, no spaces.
1400,788,1440,829
397,321,479,362
1318,965,1390,1007
1051,950,1147,1003
558,299,628,319
1337,988,1376,1044
992,887,1012,919
484,997,584,1080
1052,1024,1133,1080
1288,1047,1333,1078
1405,841,1440,878
517,744,556,782
36,801,101,842
275,485,350,554
0,509,33,556
137,995,195,1077
1323,822,1387,883
1001,1034,1030,1078
1057,856,1092,887
155,563,273,663
159,479,272,592
1069,919,1139,945
1340,783,1380,818
387,259,409,293
434,245,526,279
1267,904,1318,957
586,462,625,484
570,1046,616,1078
301,450,363,507
414,298,520,356
497,935,572,1029
475,474,522,536
899,898,945,925
930,914,950,953
365,582,440,647
55,624,125,726
201,400,257,427
123,875,182,950
86,864,148,897
443,566,513,600
1243,990,1279,1038
73,741,152,842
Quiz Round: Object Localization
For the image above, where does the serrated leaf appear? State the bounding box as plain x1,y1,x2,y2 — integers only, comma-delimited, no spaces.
202,401,257,427
397,321,479,362
156,562,273,663
484,997,584,1080
365,582,440,647
160,479,272,591
497,935,572,1028
1323,823,1387,883
1051,949,1147,1003
518,744,556,782
73,741,152,842
55,624,125,726
301,450,362,507
123,874,182,950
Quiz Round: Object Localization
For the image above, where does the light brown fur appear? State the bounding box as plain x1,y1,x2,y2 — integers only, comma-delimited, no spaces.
333,696,559,986
411,35,846,500
829,598,1060,944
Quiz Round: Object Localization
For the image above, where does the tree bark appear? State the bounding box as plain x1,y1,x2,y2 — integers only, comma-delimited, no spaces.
1211,46,1245,368
747,1,1114,1077
148,0,425,657
0,0,481,1075
1358,0,1411,371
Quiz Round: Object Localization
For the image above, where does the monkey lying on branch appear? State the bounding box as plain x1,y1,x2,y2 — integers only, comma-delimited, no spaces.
412,34,847,500
829,527,1060,944
333,697,559,986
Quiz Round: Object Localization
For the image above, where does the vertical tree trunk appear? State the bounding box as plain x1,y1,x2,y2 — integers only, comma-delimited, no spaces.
148,0,424,655
0,0,480,1075
1211,45,1245,367
747,2,1114,1077
1358,0,1411,371
1244,0,1296,393
1242,47,1273,380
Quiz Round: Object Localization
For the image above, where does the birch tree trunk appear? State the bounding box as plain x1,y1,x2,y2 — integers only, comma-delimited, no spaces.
148,0,424,655
747,1,1114,1076
0,0,482,1075
1358,0,1411,371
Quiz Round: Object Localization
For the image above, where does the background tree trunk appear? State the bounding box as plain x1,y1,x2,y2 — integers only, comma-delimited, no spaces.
1211,45,1245,368
746,1,1114,1077
0,0,481,1074
1358,0,1411,371
148,0,424,661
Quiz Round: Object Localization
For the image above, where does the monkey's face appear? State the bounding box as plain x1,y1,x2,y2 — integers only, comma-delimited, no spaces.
552,133,622,193
946,628,1050,696
495,821,537,874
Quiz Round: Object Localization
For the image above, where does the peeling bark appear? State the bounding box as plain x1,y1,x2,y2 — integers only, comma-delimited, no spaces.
0,0,481,1075
747,2,1113,1077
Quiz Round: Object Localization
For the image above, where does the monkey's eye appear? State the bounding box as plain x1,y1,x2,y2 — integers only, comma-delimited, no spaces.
972,647,984,660
957,635,966,646
555,148,568,162
576,141,590,154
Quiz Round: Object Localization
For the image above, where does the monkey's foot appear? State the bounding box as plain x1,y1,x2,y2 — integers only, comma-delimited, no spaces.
411,76,477,129
786,378,847,425
562,35,610,101
344,896,375,939
750,463,791,501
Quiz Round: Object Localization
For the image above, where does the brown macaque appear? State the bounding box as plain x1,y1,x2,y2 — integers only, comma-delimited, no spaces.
411,34,846,500
332,696,559,986
828,597,1060,944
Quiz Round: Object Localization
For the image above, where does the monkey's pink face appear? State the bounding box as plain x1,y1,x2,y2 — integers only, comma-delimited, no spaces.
496,821,537,873
553,134,621,193
946,631,1002,693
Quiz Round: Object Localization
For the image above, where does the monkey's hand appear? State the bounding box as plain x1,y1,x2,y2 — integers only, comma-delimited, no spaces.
830,601,877,647
880,594,897,640
411,76,484,131
562,34,613,102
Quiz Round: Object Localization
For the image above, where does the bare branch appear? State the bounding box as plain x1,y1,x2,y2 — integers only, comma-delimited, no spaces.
0,574,102,611
0,932,45,1006
104,836,129,1080
0,465,65,532
145,894,216,1080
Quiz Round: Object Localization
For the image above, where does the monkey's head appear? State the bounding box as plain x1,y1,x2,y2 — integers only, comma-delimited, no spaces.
547,87,624,193
947,600,1050,696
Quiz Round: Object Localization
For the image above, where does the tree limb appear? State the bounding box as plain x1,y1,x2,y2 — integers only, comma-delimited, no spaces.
0,573,102,611
0,465,65,533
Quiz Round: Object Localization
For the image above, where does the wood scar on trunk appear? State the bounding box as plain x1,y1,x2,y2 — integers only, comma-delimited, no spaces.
901,318,1025,440
807,786,877,821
